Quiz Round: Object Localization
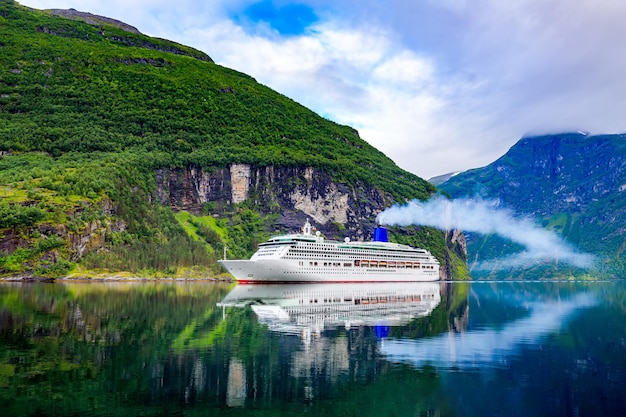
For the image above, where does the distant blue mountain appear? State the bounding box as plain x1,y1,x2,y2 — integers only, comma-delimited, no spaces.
439,132,626,278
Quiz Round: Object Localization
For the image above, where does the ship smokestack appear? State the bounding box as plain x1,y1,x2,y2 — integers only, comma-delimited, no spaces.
373,225,388,242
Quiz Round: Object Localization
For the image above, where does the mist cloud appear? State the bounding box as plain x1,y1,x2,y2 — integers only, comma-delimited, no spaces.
376,197,596,270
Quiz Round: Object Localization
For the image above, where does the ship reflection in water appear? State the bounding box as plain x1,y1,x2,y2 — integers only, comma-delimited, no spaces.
218,281,441,343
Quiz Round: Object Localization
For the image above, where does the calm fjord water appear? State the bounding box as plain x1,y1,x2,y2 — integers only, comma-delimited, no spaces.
1,280,624,416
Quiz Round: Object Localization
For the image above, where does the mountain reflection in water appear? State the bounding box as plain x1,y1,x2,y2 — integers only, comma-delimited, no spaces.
3,281,624,416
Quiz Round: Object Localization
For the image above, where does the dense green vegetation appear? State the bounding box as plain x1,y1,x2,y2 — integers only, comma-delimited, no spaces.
0,1,433,200
0,1,455,278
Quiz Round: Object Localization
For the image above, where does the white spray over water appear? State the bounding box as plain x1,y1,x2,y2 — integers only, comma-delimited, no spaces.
376,197,596,270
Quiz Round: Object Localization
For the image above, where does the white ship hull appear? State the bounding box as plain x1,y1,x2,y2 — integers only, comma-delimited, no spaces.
219,259,439,283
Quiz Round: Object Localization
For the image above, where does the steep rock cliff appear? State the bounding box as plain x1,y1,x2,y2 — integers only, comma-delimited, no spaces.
156,164,391,240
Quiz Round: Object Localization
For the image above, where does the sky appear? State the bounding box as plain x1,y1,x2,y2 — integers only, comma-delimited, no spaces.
17,0,626,179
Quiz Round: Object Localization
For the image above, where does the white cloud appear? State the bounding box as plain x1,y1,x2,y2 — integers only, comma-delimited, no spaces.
371,51,434,87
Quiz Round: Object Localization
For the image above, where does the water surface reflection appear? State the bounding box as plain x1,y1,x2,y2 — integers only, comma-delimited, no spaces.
2,280,625,416
381,290,597,369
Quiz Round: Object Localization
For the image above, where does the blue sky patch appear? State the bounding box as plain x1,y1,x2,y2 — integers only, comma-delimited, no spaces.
234,1,318,36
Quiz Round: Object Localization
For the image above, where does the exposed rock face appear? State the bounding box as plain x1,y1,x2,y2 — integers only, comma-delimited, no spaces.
155,167,231,211
290,183,349,225
69,221,106,260
443,229,468,280
230,164,251,204
156,164,389,240
446,229,467,260
0,200,121,276
47,9,142,34
41,9,213,62
0,229,24,255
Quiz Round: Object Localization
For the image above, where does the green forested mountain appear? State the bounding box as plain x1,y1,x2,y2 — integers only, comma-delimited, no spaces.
0,1,426,195
439,132,626,278
0,1,466,279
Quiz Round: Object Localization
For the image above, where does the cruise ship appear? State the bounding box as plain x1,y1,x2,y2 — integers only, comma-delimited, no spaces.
218,220,440,283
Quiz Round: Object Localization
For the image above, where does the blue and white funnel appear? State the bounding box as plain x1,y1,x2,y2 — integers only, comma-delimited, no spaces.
373,226,388,242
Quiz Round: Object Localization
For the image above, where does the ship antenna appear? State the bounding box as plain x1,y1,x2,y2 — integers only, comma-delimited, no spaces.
303,219,312,235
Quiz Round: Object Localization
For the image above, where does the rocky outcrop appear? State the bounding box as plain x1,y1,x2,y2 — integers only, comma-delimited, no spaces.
0,200,123,277
47,9,142,34
155,164,391,240
230,164,251,204
0,229,24,255
42,8,213,62
446,229,467,261
442,229,468,280
69,221,106,260
290,183,349,225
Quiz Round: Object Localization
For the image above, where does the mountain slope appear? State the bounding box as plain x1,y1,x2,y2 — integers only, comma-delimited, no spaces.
0,1,467,279
439,132,626,278
0,1,431,200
